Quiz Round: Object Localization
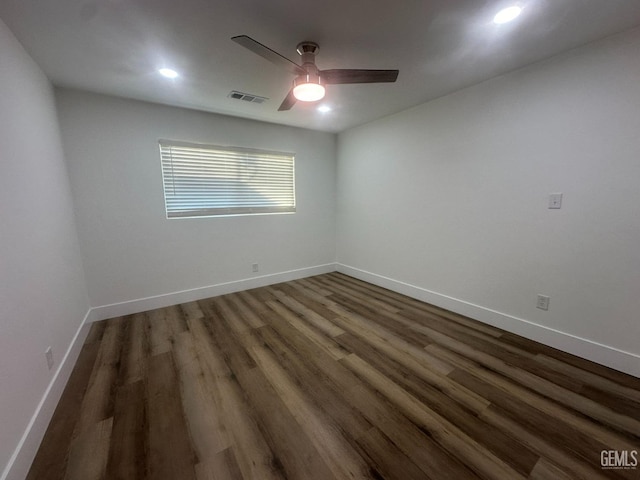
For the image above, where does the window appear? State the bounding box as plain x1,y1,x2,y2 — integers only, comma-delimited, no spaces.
159,140,296,218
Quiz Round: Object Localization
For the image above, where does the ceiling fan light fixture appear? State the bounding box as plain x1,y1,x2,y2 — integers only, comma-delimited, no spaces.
231,35,399,111
293,74,325,102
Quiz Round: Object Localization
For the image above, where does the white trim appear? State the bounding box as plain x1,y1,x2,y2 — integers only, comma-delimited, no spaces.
88,263,337,322
336,264,640,378
1,310,92,480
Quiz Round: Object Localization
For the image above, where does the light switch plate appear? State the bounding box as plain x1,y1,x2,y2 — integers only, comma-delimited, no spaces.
548,193,563,209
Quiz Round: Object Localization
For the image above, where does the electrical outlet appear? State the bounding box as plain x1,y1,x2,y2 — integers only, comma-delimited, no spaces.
252,263,259,273
536,294,550,311
45,347,54,370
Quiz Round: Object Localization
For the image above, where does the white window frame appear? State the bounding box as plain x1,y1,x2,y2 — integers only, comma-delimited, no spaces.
159,140,296,218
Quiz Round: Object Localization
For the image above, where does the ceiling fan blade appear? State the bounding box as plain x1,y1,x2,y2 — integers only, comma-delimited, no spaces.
231,35,305,76
321,69,399,84
278,89,297,111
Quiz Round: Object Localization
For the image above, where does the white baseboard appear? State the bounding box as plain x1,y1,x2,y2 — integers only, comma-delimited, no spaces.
1,310,92,480
88,263,338,322
336,264,640,378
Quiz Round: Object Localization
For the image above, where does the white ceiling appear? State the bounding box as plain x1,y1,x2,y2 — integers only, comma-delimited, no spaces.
1,0,640,133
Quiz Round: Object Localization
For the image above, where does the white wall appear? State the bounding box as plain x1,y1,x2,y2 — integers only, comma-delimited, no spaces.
56,89,337,310
336,27,640,376
0,20,90,479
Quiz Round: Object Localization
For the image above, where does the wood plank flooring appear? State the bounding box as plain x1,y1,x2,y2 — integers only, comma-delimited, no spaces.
27,273,640,480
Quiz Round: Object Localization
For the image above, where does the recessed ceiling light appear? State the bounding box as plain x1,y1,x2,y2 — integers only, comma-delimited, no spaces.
317,105,332,113
158,68,179,79
493,6,522,24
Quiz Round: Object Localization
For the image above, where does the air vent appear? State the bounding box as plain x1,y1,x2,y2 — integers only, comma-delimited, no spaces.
228,91,268,104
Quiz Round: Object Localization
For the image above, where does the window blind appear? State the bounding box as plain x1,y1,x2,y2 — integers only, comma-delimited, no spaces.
159,140,296,218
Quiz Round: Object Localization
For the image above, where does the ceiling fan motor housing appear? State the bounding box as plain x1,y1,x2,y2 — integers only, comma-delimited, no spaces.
293,71,323,88
296,42,320,71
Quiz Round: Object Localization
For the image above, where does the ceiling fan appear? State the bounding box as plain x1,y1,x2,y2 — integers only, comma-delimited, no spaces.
231,35,399,111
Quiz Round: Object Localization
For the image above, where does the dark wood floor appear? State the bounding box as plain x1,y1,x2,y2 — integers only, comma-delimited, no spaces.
27,273,640,480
